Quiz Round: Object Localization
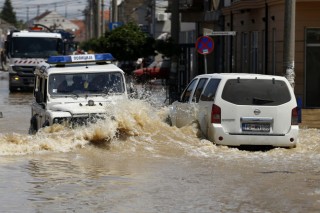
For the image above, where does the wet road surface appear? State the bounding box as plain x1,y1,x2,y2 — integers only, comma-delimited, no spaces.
0,71,320,212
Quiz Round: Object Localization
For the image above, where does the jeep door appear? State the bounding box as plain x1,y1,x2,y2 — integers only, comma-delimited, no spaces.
31,76,47,130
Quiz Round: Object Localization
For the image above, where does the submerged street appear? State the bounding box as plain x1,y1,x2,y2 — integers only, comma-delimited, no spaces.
0,71,320,212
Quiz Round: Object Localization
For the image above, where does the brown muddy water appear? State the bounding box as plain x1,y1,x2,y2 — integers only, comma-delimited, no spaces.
0,71,320,213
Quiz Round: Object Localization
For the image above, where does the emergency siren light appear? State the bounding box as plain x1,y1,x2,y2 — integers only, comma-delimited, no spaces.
47,53,115,65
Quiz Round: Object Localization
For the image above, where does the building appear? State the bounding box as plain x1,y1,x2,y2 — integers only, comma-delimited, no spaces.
116,0,165,38
175,0,320,110
29,11,79,32
71,20,86,43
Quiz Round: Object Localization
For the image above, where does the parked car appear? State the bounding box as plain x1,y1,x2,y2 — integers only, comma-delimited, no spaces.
133,59,171,81
168,73,299,148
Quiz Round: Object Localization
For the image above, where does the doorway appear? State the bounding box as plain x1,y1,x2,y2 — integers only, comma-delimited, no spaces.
305,28,320,107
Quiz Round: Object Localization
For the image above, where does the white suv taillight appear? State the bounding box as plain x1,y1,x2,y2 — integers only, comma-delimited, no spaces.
291,107,299,125
211,104,221,124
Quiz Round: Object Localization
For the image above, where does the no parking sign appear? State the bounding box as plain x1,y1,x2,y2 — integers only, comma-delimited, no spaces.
195,36,214,73
195,36,214,55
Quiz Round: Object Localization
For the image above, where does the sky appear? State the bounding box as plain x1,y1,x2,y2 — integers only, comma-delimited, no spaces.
0,0,111,21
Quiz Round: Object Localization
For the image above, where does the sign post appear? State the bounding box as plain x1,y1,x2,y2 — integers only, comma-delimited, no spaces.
195,36,214,74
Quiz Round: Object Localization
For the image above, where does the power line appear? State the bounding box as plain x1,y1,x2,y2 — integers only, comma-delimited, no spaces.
0,0,88,20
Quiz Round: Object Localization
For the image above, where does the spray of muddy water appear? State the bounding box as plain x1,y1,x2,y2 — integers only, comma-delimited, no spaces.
0,92,320,160
0,96,197,156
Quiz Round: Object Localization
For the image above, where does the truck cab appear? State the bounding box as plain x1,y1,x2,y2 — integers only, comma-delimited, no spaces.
29,53,128,134
5,30,64,92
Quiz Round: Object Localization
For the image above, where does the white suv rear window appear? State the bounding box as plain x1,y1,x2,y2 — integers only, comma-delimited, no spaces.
221,79,291,106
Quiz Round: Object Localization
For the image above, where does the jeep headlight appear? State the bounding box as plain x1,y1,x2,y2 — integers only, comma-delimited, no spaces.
53,117,68,124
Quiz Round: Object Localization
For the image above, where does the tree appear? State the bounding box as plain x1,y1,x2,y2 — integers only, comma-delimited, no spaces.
105,23,155,61
155,38,180,58
0,0,17,27
81,23,155,61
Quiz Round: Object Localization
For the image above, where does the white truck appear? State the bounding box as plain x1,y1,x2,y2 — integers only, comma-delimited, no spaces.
4,30,64,92
29,53,128,134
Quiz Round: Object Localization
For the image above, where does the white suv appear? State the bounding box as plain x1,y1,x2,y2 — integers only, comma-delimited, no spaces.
169,73,299,148
29,53,128,133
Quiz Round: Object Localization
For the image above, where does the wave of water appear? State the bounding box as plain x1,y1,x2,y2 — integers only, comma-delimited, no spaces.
1,97,320,161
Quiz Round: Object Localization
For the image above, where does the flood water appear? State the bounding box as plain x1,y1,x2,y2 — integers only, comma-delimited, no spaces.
0,71,320,213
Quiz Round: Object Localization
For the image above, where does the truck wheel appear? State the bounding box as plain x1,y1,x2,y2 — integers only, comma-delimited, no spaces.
28,116,38,134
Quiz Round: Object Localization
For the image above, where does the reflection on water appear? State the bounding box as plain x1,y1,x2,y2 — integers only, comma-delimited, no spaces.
0,72,34,134
5,92,34,105
0,72,33,105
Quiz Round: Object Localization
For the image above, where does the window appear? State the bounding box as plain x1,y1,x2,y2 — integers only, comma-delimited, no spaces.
11,37,62,58
180,78,198,103
241,32,248,73
251,31,259,73
34,76,45,104
272,28,276,75
48,72,125,95
192,78,208,102
221,79,291,105
200,78,221,101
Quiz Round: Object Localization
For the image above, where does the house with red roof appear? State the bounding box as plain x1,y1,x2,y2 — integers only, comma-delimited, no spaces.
29,11,79,32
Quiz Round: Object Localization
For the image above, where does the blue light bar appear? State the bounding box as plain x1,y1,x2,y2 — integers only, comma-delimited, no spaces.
47,53,115,64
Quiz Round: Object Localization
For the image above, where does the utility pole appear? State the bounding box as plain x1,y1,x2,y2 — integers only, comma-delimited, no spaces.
101,0,104,35
26,7,29,22
283,0,296,89
169,0,180,103
90,0,94,39
92,0,99,38
65,4,68,18
152,0,156,37
112,0,118,22
97,0,101,37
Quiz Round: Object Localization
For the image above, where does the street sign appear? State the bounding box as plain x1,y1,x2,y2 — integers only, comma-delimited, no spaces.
195,36,214,74
205,31,236,36
195,36,214,55
109,22,123,31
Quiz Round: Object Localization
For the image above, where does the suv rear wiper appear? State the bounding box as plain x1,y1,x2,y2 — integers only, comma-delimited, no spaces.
252,97,274,105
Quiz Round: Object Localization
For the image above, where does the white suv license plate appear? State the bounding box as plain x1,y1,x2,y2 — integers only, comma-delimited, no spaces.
242,123,270,132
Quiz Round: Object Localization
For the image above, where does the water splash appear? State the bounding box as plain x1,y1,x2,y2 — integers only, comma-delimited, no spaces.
1,93,320,159
0,97,165,155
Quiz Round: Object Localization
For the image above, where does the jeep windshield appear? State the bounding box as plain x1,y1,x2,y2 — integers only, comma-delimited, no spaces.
10,37,63,58
221,78,291,106
48,72,125,96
